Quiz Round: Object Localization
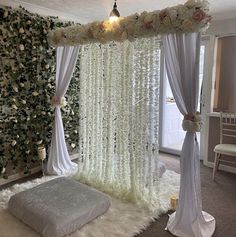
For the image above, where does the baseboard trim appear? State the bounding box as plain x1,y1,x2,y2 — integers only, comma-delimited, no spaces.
0,153,79,186
0,166,42,186
204,160,236,174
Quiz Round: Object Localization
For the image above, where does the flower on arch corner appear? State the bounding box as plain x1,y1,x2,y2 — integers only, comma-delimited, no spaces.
192,9,206,22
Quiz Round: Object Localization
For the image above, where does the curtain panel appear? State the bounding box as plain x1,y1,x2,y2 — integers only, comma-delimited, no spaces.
163,33,215,237
47,46,80,175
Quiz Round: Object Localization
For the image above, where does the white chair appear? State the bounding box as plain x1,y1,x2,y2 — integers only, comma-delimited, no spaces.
213,112,236,180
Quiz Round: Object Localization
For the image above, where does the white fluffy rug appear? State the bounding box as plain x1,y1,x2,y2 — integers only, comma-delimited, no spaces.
0,170,179,237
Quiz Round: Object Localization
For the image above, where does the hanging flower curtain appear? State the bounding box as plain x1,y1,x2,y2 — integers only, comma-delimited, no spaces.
48,0,211,47
76,38,161,208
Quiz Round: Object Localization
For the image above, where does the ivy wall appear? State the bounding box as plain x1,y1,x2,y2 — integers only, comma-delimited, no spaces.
0,6,80,178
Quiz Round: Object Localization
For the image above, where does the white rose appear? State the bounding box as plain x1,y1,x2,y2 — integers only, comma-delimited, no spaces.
74,130,78,134
26,150,30,154
13,119,18,123
16,135,20,138
26,20,31,25
36,140,42,145
22,100,26,104
12,98,16,102
26,117,30,121
12,104,18,110
71,143,76,148
19,28,24,34
12,85,18,92
19,44,24,51
32,91,39,96
60,97,67,107
33,115,37,118
3,10,8,18
1,167,6,174
11,140,17,146
32,57,37,62
41,111,46,115
20,83,24,87
45,64,50,69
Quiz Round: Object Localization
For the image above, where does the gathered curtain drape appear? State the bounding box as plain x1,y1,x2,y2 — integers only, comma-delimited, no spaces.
47,46,80,175
162,33,215,237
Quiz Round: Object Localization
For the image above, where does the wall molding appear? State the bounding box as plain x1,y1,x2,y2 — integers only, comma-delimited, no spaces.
204,160,236,174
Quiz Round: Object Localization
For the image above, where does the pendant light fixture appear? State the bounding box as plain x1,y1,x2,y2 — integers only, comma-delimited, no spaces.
109,0,120,22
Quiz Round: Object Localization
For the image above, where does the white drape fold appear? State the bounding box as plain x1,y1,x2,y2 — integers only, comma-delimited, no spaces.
163,33,215,237
47,46,79,175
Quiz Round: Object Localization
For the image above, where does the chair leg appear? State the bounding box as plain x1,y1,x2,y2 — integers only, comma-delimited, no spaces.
213,153,220,180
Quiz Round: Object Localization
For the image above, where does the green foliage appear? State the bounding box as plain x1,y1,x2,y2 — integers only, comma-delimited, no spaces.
0,6,80,177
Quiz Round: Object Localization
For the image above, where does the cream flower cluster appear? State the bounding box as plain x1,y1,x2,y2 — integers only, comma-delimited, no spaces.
51,96,67,108
182,112,202,132
48,0,211,46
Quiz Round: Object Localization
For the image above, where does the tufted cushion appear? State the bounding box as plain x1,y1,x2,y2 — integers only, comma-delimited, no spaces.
8,177,111,237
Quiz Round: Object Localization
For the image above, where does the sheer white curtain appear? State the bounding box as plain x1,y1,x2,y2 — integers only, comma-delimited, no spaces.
47,46,80,175
163,33,215,237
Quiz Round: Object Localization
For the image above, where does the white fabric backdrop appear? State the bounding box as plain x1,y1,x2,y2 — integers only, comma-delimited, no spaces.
163,33,215,237
47,46,79,175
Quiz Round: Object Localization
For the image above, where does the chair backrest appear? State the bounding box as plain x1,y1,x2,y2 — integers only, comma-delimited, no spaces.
220,112,236,144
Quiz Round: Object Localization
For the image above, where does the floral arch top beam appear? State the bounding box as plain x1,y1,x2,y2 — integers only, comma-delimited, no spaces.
48,0,211,46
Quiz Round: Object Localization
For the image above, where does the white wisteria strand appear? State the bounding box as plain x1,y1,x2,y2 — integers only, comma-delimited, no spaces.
48,0,211,47
76,38,161,210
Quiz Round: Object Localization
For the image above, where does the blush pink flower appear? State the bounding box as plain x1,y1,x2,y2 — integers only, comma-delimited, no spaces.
192,9,206,22
159,10,168,22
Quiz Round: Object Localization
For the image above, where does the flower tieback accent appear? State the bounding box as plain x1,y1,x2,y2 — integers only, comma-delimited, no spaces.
51,96,67,108
182,112,202,132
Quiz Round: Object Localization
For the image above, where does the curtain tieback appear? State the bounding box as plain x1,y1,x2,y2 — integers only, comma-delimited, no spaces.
51,96,67,108
182,112,202,132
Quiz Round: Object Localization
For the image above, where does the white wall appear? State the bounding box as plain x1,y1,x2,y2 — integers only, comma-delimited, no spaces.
207,18,236,36
202,18,236,174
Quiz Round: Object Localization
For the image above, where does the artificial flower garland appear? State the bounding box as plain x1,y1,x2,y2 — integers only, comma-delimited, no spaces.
0,6,80,176
48,0,211,46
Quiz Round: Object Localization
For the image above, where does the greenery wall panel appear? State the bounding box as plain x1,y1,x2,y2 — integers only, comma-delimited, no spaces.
0,6,80,178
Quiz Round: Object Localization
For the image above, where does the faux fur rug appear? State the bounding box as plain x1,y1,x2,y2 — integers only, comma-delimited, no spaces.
0,170,180,237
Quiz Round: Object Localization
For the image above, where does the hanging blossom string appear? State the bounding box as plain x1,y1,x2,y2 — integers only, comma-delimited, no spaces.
48,0,211,47
75,39,162,209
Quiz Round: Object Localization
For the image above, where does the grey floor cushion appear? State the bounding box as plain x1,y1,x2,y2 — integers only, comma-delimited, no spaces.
8,177,111,237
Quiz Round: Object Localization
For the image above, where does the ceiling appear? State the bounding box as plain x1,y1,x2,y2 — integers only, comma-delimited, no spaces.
1,0,236,23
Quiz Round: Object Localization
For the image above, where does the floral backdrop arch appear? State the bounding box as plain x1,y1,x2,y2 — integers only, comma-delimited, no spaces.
47,0,215,237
